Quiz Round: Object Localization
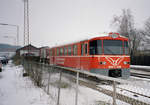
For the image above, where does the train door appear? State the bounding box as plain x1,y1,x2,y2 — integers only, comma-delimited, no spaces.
84,42,90,70
80,41,89,71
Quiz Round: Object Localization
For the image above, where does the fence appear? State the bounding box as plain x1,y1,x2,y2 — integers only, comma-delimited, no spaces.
22,60,150,105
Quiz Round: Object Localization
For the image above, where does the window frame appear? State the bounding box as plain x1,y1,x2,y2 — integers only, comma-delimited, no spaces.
81,43,84,55
89,40,102,55
68,46,72,55
57,48,59,56
124,41,129,55
60,48,63,56
64,46,68,55
84,43,88,55
73,44,78,55
50,50,53,56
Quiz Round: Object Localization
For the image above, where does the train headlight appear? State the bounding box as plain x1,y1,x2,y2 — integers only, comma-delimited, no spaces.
124,61,128,65
100,61,106,65
109,33,119,38
111,34,118,38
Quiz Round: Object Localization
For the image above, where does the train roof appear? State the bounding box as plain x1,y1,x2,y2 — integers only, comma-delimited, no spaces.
90,33,128,41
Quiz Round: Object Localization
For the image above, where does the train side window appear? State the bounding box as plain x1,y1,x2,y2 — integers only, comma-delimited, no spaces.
50,50,53,56
81,44,84,55
85,44,87,55
68,46,72,55
55,49,57,56
57,48,59,56
73,45,77,55
60,48,63,56
64,47,67,55
63,47,65,55
66,47,68,55
52,49,54,56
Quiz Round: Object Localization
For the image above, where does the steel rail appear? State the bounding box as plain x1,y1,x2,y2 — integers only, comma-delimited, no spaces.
131,73,150,79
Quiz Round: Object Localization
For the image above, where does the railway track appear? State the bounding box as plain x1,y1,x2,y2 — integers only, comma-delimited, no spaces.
131,67,150,79
131,72,150,79
39,64,150,105
117,87,150,99
66,73,150,105
78,78,149,105
52,65,150,105
130,66,150,72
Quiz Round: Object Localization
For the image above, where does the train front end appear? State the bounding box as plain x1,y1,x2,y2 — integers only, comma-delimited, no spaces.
89,33,130,78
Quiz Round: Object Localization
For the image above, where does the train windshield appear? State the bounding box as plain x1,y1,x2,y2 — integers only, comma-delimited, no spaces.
103,40,123,55
89,40,128,55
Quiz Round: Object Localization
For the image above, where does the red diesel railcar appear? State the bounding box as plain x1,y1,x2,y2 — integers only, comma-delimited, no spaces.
49,33,130,78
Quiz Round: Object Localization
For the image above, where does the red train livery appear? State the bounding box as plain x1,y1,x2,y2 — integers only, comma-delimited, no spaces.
49,33,130,78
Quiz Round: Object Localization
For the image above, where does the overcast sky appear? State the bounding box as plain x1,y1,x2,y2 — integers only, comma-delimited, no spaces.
0,0,150,47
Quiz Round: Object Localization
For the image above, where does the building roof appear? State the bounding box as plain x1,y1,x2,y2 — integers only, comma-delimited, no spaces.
16,44,39,51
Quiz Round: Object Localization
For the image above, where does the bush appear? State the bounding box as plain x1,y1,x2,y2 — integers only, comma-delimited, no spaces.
51,81,71,89
12,54,22,65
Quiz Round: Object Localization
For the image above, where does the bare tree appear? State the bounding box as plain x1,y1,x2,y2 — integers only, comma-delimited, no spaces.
111,9,143,56
145,18,150,36
142,17,150,44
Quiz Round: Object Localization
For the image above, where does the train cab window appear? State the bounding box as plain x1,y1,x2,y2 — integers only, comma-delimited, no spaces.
68,46,72,55
60,48,63,56
124,41,129,55
57,48,59,56
85,44,87,55
73,45,77,55
64,47,67,55
81,44,84,55
103,40,123,55
89,40,102,55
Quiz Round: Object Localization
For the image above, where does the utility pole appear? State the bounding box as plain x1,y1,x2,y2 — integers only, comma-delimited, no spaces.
23,0,30,74
23,0,30,47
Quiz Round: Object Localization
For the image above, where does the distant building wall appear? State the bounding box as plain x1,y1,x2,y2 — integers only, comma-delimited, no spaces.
20,50,39,56
39,47,49,58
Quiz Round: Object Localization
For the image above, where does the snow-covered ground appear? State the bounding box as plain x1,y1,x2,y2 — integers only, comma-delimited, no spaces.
99,76,150,104
0,61,130,105
0,62,50,105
